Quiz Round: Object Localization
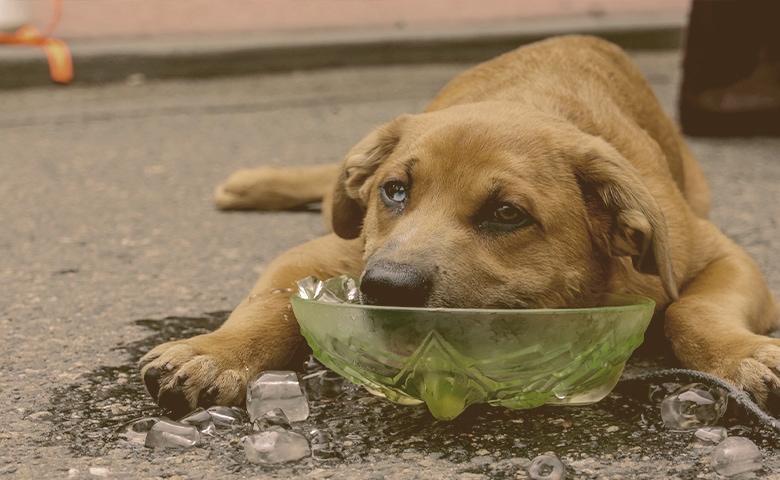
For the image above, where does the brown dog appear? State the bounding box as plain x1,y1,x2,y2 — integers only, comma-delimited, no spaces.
140,35,780,415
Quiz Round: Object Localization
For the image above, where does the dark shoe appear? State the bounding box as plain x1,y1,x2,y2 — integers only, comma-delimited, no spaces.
679,0,780,136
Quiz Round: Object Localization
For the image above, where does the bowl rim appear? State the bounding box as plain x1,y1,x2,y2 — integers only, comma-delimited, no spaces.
291,292,656,315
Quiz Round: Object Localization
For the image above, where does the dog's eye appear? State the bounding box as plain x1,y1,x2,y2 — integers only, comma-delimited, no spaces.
478,203,533,232
381,181,408,206
494,204,523,223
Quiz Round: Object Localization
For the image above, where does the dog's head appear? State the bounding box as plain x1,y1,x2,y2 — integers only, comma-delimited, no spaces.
332,103,677,308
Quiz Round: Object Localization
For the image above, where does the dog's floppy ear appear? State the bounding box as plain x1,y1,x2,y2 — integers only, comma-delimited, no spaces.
575,137,679,301
332,116,408,239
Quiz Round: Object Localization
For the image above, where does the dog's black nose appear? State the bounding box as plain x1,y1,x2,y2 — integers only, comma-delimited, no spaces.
360,262,432,307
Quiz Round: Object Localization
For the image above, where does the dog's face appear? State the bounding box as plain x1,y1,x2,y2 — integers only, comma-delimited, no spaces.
332,103,677,309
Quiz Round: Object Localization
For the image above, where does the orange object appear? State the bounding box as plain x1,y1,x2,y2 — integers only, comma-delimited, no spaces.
0,0,72,84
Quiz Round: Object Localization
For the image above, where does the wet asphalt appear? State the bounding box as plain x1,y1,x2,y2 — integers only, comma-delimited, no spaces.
2,49,780,479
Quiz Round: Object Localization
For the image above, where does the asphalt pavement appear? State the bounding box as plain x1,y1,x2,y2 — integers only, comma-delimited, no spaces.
2,48,780,479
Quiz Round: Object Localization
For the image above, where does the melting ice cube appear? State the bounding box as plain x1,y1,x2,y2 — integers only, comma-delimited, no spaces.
711,436,763,476
318,275,359,303
660,383,727,430
206,406,248,429
296,275,359,303
116,417,160,446
528,454,566,480
247,371,309,422
179,408,216,436
253,407,292,431
144,418,201,448
303,368,346,400
302,355,346,401
694,426,727,444
296,276,323,300
242,429,311,464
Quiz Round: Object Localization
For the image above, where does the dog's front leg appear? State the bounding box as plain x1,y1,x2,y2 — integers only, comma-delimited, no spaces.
139,233,364,415
665,232,780,406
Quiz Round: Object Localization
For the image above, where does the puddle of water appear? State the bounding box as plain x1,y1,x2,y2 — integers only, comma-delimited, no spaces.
36,312,780,478
39,312,230,458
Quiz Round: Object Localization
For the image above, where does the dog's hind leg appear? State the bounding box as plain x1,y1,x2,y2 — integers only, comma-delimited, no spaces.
214,163,340,212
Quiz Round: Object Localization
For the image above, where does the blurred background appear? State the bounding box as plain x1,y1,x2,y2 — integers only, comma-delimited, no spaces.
9,0,689,40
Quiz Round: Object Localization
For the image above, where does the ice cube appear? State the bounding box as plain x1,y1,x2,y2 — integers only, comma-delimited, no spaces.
303,368,345,400
528,454,566,480
179,408,216,436
206,406,248,429
318,275,359,303
247,371,309,422
694,426,727,444
252,407,292,431
144,418,201,448
242,429,311,464
711,436,763,476
116,417,160,446
296,275,359,303
303,354,325,374
296,276,323,300
660,383,727,431
302,355,343,397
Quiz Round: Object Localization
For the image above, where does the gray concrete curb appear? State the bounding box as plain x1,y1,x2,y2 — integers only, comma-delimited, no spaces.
0,12,686,89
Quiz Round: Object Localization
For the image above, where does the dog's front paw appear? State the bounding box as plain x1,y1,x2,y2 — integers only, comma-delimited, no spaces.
724,342,780,407
138,336,251,417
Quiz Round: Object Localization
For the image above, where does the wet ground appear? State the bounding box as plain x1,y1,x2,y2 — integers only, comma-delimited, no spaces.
3,50,780,478
34,312,780,478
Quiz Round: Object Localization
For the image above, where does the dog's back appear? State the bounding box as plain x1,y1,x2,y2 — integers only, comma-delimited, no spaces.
427,36,669,137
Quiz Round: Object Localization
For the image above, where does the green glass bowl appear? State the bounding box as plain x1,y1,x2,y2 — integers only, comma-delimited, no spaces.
291,294,655,420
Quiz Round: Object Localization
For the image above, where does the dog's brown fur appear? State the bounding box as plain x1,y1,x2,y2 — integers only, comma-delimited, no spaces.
140,35,780,414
